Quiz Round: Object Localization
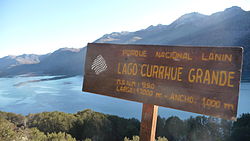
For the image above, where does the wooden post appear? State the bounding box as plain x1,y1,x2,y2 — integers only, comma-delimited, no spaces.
139,103,158,141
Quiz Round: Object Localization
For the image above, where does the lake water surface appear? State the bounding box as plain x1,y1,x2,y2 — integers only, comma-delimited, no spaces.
0,76,249,119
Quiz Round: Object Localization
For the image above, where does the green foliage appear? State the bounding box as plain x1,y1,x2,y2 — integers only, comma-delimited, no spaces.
71,109,113,141
0,111,26,126
0,116,76,141
1,110,250,141
84,138,92,141
47,132,76,141
20,109,139,141
156,116,234,141
156,116,166,136
24,128,47,141
164,116,185,141
27,111,77,134
108,115,140,140
0,117,20,141
124,136,139,141
124,136,168,141
230,113,250,141
156,136,168,141
157,116,186,141
0,117,46,141
186,116,212,141
70,109,140,141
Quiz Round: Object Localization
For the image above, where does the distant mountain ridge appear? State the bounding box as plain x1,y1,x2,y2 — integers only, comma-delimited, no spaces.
0,6,249,80
0,48,86,76
95,6,248,45
95,6,250,80
0,54,48,71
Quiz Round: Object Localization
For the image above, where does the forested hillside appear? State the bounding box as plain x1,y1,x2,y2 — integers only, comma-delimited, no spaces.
0,109,249,141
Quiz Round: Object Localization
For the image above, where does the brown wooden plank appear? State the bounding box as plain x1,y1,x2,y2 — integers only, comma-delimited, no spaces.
82,43,243,120
139,104,158,141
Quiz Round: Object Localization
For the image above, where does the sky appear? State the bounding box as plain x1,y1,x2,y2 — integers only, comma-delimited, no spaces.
0,0,250,57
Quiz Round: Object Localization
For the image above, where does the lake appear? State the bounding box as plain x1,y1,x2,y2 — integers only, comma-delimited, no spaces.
0,76,249,119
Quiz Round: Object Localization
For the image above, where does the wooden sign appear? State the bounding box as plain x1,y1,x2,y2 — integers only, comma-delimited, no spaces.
82,43,243,120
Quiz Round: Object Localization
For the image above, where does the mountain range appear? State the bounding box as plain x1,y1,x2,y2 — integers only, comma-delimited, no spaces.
0,48,86,77
0,6,249,81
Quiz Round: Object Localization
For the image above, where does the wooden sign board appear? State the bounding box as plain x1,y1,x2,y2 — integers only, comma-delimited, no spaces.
82,43,243,120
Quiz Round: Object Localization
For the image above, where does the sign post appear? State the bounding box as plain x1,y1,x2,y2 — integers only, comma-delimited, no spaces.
82,43,243,140
140,104,158,141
